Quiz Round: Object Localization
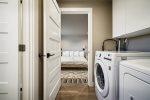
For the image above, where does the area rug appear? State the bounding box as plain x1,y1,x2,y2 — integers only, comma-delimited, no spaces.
61,69,88,85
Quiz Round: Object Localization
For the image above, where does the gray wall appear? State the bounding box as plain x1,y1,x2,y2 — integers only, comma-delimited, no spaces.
61,14,88,51
127,34,150,52
61,14,88,35
61,35,88,51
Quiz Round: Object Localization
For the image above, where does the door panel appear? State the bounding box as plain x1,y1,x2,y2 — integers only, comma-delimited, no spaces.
47,66,60,84
0,22,8,33
0,1,8,18
46,40,60,51
47,77,61,100
0,34,8,51
43,0,61,100
47,0,60,27
0,84,8,93
47,71,61,95
47,17,60,37
0,0,19,100
0,64,8,82
0,53,8,63
46,56,61,75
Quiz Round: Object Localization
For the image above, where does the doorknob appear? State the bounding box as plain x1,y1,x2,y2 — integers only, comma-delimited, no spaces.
47,53,55,58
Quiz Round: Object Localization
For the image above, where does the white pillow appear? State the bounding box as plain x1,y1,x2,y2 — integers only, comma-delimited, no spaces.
73,51,79,57
63,51,69,57
70,51,74,57
79,51,84,57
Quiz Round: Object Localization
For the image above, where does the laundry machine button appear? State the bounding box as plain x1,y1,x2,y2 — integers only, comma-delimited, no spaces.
108,66,111,70
99,54,101,57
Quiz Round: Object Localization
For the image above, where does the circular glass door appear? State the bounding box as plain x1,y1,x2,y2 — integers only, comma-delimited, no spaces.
95,60,109,97
96,63,105,90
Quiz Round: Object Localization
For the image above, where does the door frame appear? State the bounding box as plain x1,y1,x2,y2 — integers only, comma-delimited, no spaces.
61,8,93,86
22,0,38,100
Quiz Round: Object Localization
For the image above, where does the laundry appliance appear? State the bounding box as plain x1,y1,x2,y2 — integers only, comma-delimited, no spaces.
94,51,150,100
120,59,150,100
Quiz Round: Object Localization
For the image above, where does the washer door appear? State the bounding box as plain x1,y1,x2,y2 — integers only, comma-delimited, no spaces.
95,60,109,97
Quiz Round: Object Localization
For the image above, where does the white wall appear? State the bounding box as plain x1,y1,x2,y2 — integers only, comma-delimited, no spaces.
61,35,88,51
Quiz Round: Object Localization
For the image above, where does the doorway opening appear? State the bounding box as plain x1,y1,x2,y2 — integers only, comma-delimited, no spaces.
61,14,88,85
61,8,93,86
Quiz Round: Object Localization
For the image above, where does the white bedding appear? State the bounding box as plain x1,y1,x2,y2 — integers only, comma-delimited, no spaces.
61,56,88,65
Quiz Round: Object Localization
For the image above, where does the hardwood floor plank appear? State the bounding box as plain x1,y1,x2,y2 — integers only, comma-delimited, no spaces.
56,85,97,100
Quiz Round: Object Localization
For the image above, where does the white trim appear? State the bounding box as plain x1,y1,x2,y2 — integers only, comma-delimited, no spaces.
61,8,93,87
22,0,30,99
22,0,36,99
29,0,35,99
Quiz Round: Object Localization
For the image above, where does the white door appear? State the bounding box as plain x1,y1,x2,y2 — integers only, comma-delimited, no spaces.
43,0,61,100
0,0,19,100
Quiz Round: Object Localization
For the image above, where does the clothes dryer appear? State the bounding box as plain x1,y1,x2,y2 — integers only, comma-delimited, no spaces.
120,59,150,100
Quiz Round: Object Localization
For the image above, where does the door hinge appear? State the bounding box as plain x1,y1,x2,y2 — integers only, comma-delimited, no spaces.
20,0,22,4
19,44,26,52
20,88,22,92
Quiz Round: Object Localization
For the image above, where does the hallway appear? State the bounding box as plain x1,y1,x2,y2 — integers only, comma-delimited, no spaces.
56,85,97,100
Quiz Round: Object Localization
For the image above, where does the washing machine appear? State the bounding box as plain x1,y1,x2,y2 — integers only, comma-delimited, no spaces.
120,59,150,100
94,51,150,100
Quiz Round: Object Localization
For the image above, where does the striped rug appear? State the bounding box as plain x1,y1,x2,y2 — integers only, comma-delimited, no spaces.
61,69,88,85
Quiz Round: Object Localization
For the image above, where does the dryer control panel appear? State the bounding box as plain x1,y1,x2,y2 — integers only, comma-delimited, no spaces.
96,51,103,59
104,53,112,61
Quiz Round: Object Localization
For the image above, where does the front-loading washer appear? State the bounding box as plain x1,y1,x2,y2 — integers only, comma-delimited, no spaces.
94,51,150,100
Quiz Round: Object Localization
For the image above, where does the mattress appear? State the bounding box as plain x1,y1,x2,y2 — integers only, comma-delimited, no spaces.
61,56,88,65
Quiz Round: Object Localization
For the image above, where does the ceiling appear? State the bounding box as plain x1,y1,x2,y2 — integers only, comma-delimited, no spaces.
61,14,88,36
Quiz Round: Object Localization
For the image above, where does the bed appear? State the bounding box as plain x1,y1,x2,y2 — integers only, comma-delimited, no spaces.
61,51,88,68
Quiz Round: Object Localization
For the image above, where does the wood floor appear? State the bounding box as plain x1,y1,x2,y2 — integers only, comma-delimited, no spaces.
56,85,98,100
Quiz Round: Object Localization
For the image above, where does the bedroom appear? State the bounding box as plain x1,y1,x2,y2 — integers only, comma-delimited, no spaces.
61,14,89,85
